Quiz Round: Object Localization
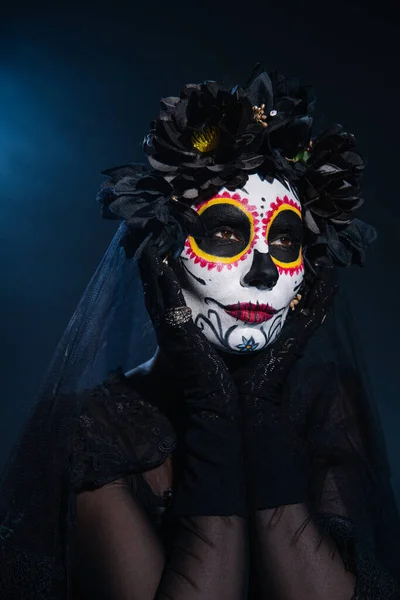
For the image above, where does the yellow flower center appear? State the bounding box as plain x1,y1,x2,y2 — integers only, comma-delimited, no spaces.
191,126,220,153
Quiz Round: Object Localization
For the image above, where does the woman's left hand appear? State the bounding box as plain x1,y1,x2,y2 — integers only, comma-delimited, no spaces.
233,267,339,511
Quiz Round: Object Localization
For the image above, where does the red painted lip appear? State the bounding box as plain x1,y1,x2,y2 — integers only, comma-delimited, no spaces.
223,302,278,323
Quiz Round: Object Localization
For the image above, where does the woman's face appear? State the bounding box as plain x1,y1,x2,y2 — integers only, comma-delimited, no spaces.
179,174,305,353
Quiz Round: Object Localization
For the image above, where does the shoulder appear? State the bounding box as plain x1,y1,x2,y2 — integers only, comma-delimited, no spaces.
287,360,363,401
285,361,366,432
70,369,177,492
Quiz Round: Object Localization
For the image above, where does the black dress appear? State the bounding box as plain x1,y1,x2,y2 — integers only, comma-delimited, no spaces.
63,358,400,599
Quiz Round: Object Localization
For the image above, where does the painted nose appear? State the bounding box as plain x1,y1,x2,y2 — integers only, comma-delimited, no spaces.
241,249,279,290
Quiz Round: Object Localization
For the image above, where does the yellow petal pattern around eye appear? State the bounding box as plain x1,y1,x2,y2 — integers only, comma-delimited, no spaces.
186,196,257,268
263,196,304,275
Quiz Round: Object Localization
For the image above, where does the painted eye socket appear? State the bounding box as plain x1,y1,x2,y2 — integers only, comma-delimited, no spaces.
188,199,254,262
266,208,303,268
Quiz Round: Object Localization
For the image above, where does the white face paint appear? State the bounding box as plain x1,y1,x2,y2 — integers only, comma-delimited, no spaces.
179,174,305,353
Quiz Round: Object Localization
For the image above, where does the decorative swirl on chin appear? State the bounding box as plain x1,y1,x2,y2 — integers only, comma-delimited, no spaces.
194,309,239,352
194,299,287,351
259,311,285,346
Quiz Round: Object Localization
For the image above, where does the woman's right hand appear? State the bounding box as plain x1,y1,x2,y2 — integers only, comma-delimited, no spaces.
137,245,238,422
137,245,246,518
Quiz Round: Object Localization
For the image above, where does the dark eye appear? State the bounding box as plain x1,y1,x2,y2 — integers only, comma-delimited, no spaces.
270,236,293,248
212,228,242,242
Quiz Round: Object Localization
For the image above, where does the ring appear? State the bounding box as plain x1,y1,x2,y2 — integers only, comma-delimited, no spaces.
164,306,192,326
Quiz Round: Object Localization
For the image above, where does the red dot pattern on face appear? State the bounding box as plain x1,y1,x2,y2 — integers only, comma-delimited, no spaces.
276,263,304,276
262,195,304,277
184,191,261,271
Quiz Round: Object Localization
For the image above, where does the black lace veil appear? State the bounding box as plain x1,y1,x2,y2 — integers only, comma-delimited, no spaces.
40,223,156,397
1,66,400,597
0,223,156,598
1,218,400,597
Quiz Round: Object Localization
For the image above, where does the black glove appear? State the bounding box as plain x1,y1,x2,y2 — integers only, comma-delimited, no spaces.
138,246,247,518
234,267,339,511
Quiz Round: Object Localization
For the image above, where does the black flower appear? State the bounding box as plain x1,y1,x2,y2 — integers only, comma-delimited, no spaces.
305,219,377,268
298,124,364,227
97,68,374,269
143,80,267,200
244,65,315,160
97,165,204,258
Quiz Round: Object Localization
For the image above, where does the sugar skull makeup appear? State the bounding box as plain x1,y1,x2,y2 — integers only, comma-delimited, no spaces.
179,174,305,353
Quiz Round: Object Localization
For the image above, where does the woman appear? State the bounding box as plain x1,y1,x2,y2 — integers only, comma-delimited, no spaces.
1,66,399,599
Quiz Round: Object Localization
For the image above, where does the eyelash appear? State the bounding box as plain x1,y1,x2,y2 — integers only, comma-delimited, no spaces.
211,230,299,247
270,236,293,247
212,228,242,242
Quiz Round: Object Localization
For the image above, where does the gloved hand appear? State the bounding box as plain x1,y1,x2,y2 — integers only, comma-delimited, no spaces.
137,246,247,518
233,267,339,511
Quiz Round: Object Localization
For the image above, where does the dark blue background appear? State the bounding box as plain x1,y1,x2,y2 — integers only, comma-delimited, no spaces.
1,0,399,498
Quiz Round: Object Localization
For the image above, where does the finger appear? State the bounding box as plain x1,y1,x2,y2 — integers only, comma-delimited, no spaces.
137,243,163,281
158,264,187,310
137,245,164,323
303,268,338,313
314,269,339,311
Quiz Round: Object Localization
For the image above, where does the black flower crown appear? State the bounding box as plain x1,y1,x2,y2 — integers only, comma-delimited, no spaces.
98,65,376,267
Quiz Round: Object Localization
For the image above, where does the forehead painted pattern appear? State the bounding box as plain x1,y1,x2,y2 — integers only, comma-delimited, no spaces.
184,187,304,277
